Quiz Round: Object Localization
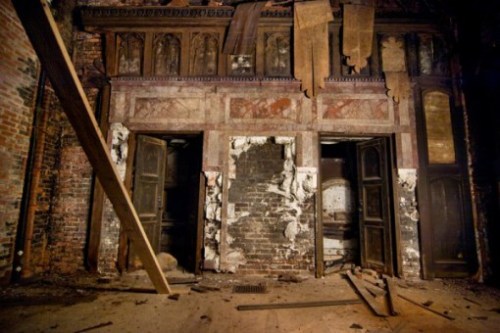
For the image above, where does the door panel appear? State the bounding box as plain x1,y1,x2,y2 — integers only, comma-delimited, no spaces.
132,135,166,257
357,138,393,275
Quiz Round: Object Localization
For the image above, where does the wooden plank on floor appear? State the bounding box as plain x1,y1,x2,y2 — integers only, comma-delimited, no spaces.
237,299,362,311
12,0,171,294
346,271,389,317
384,276,399,316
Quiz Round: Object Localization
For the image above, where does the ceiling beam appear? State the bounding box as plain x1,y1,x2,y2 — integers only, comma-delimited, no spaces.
11,0,171,294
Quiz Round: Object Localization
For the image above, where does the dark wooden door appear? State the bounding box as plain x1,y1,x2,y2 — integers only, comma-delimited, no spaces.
357,138,394,275
132,135,166,255
416,90,477,278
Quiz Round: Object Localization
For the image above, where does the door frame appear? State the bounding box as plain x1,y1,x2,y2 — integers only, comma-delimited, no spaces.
316,133,402,277
118,131,205,274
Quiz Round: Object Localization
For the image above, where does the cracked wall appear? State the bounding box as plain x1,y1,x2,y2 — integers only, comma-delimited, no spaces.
224,136,316,275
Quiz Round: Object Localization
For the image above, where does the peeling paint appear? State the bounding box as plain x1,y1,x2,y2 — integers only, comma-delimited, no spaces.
203,171,222,271
397,168,421,278
109,122,130,180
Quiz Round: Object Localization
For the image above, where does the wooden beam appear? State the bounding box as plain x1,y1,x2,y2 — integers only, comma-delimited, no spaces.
12,0,171,294
237,299,362,311
346,271,389,317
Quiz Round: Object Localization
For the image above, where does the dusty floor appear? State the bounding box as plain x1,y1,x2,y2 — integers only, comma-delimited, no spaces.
1,270,500,333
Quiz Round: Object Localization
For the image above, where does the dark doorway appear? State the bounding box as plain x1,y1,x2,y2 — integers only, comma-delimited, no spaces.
320,137,396,275
131,134,203,273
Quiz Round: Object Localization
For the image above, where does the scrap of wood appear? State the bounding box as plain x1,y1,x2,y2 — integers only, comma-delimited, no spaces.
398,294,455,320
384,276,399,316
237,299,362,311
73,321,113,333
346,271,389,317
463,297,481,306
191,285,220,293
11,0,171,294
366,285,387,298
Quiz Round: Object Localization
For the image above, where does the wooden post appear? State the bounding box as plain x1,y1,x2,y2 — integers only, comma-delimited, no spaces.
12,0,171,294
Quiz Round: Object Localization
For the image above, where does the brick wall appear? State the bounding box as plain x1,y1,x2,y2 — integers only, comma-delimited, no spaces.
227,141,315,275
0,0,39,283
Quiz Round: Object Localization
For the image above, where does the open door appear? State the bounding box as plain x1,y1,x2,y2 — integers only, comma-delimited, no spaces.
357,138,394,275
131,135,166,258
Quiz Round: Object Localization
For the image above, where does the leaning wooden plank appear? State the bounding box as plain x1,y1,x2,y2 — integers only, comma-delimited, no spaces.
11,0,171,294
237,299,362,311
346,271,389,317
384,276,399,316
398,294,455,320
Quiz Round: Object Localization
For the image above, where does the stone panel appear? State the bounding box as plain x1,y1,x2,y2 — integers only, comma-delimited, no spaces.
225,95,300,124
318,94,394,126
134,97,204,120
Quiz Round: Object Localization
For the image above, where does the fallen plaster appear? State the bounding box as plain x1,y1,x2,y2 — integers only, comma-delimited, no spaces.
397,168,421,278
109,122,130,180
203,171,223,271
97,123,131,274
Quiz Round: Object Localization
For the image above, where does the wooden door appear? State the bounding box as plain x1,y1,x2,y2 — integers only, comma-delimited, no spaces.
417,91,477,278
357,138,394,275
132,135,166,255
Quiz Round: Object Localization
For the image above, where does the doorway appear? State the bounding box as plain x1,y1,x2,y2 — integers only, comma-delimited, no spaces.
320,136,397,275
130,133,203,273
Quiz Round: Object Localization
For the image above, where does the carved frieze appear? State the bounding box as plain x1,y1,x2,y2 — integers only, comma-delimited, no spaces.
265,32,291,77
190,32,219,76
153,33,181,76
229,54,255,76
228,97,297,122
117,33,144,76
319,95,393,125
134,97,204,120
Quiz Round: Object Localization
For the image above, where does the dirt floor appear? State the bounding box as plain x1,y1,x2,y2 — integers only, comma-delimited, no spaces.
1,269,500,333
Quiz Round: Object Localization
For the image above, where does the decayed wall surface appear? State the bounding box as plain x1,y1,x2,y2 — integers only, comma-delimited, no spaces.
0,0,39,283
108,78,421,276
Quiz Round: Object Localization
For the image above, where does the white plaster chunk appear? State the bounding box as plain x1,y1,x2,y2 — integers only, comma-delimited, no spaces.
249,136,268,145
322,180,353,214
398,168,417,192
227,203,235,219
232,137,248,150
204,171,220,187
109,122,130,181
225,249,247,273
205,202,218,220
323,238,358,249
284,220,299,241
274,136,294,145
405,247,420,259
226,234,234,245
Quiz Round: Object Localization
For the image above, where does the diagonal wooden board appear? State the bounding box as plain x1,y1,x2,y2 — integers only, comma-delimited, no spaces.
11,0,171,294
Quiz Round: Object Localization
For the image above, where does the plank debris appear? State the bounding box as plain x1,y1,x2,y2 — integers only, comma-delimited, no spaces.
237,299,362,311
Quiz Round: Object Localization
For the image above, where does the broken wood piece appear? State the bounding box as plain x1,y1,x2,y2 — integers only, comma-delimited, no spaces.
384,276,399,316
237,299,362,311
463,297,481,306
168,293,180,301
346,271,389,317
12,0,171,294
398,294,455,320
73,321,113,333
167,277,200,285
191,285,220,293
366,285,387,298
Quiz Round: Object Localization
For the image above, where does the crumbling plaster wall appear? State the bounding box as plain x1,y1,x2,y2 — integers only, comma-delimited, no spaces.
109,79,420,277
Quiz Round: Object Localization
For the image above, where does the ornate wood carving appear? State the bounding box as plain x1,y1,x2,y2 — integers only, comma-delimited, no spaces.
229,54,254,76
381,36,410,103
153,33,181,76
293,0,333,97
189,33,219,75
117,33,144,76
264,32,291,77
342,4,375,73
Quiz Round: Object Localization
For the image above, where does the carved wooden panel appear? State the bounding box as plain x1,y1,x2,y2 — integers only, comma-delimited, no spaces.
189,32,219,76
153,33,181,76
228,54,255,76
117,33,145,76
423,91,456,164
418,34,449,76
264,32,291,77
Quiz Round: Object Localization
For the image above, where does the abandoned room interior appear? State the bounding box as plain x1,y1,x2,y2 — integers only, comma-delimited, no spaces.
1,0,499,331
